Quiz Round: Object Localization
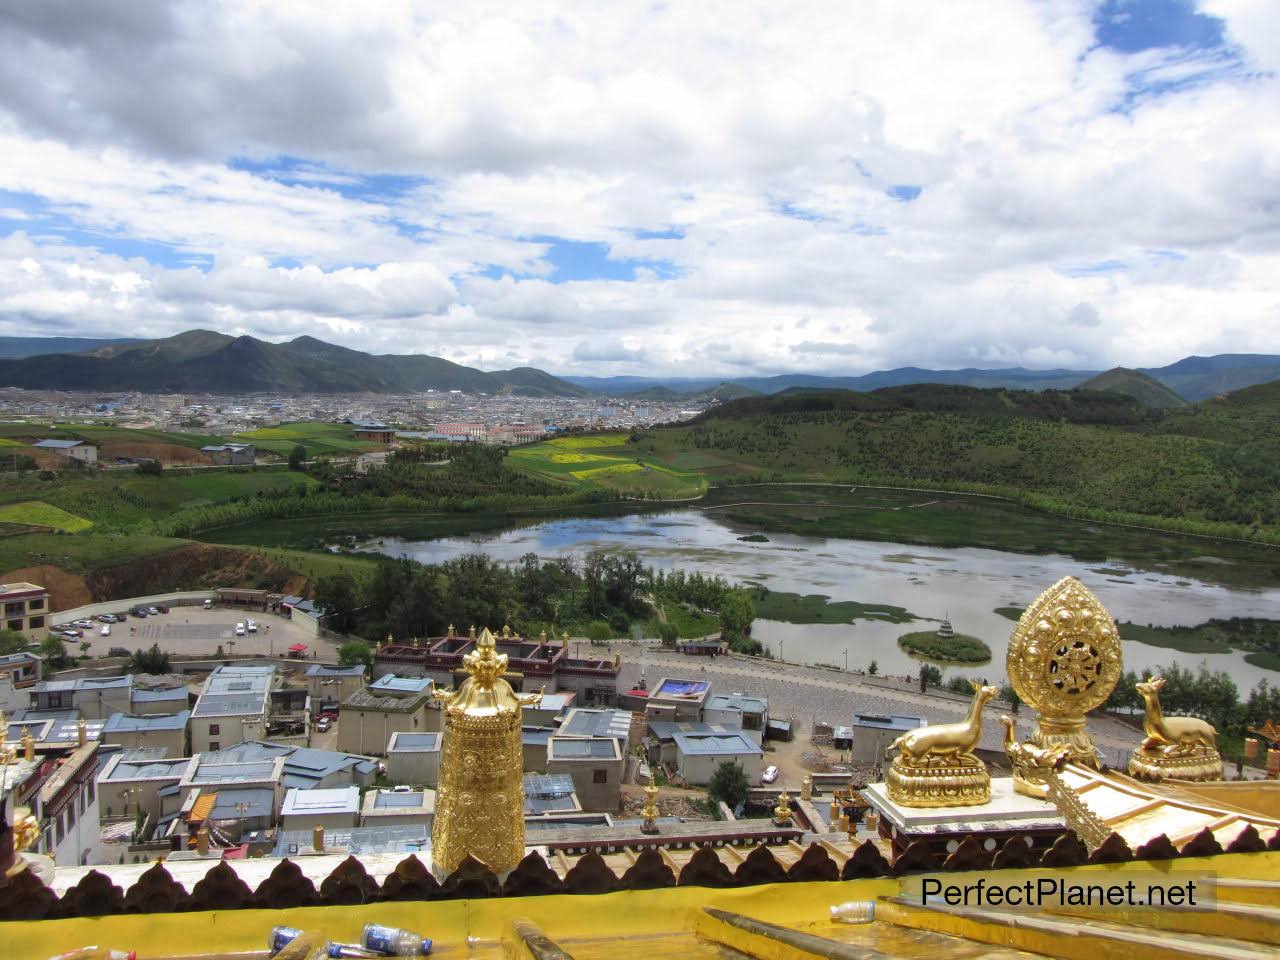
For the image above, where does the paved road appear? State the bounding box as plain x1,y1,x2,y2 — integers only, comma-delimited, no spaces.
608,643,1143,763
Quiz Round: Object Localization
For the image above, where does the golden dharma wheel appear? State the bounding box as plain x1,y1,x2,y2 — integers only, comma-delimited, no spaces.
1007,576,1122,716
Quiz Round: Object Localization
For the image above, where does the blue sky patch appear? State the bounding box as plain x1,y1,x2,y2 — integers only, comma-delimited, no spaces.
524,237,679,283
1060,259,1129,277
228,155,428,203
1094,0,1226,53
887,184,922,202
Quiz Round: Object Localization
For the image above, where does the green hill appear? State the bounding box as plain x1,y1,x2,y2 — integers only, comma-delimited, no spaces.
1077,367,1187,410
630,383,1280,540
0,330,592,397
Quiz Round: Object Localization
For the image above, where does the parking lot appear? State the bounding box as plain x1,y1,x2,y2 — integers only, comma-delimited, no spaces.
71,605,343,660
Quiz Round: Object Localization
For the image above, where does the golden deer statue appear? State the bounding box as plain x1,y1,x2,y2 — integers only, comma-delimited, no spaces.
1135,676,1217,757
999,714,1070,770
889,682,999,767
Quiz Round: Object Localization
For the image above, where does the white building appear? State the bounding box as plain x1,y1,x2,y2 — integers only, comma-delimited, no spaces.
280,786,360,832
384,731,442,787
190,665,276,753
33,438,98,464
360,788,435,829
703,693,769,745
671,730,764,786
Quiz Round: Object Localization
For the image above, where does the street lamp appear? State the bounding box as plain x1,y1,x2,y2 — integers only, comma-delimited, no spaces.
779,639,784,662
843,648,848,671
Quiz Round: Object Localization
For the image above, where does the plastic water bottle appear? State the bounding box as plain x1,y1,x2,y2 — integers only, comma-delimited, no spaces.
830,900,876,923
271,927,306,953
270,926,377,958
362,923,433,956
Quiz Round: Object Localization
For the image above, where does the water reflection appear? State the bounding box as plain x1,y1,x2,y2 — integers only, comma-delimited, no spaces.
358,511,1280,691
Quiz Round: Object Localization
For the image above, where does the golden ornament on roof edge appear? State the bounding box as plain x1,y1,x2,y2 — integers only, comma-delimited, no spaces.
430,626,542,876
1007,577,1122,795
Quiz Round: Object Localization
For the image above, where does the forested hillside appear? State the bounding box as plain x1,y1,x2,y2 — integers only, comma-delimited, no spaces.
642,384,1280,540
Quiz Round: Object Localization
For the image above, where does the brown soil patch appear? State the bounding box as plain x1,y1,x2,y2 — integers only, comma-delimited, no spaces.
97,440,214,466
0,563,92,610
86,543,311,601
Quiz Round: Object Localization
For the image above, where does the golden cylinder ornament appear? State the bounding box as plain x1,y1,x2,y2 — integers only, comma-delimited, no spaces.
431,627,541,875
1268,749,1280,776
1245,737,1259,760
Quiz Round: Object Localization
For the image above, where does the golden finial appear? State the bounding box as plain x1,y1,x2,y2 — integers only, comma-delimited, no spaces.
800,774,813,801
773,791,792,825
469,625,476,640
641,781,660,834
312,824,325,852
448,623,455,639
6,807,40,877
20,726,34,761
538,630,547,644
829,799,840,825
196,826,210,855
561,631,569,648
432,627,542,876
502,624,510,638
412,636,419,649
76,718,87,746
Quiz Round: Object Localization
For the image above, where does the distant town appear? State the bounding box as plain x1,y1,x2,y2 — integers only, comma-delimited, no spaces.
0,387,707,446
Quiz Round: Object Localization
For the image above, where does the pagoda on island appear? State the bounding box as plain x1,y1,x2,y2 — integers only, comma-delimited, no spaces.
935,613,955,639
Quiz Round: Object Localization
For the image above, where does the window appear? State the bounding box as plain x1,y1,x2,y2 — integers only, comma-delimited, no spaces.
593,769,608,784
6,620,21,632
209,741,220,751
28,597,43,610
67,803,76,829
29,616,44,628
208,724,220,735
87,779,95,803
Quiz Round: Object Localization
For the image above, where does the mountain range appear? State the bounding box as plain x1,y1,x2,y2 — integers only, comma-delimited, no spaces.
0,331,593,397
0,330,1274,401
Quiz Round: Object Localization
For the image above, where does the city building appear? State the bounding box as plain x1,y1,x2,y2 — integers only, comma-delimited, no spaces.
0,582,49,641
703,693,769,744
2,739,102,866
304,663,367,708
95,754,191,823
384,731,441,786
189,665,276,753
670,730,764,786
33,438,97,464
645,678,712,722
360,788,435,829
367,674,433,698
195,741,377,791
0,652,41,701
278,596,325,636
645,721,743,769
545,736,624,811
522,691,575,727
521,725,554,771
30,675,132,720
100,710,190,758
279,786,360,831
847,713,928,764
350,421,395,443
374,628,620,705
523,773,582,818
337,688,434,756
199,443,255,465
128,683,190,715
272,823,428,858
557,707,632,754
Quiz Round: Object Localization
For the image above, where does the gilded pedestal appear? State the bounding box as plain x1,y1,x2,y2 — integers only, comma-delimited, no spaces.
431,627,541,876
1127,675,1223,783
885,682,997,807
1006,577,1122,797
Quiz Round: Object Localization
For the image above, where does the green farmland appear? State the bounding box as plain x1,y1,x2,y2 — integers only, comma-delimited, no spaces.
509,434,707,498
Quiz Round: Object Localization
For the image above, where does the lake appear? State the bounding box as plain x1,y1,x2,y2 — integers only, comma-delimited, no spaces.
353,509,1280,692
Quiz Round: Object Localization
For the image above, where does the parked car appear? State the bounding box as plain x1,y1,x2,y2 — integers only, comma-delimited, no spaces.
57,630,82,640
147,606,160,616
73,619,94,629
107,647,131,658
761,765,779,784
246,619,258,633
391,785,414,794
115,613,128,622
203,599,213,609
95,614,114,623
235,622,246,636
156,604,170,614
315,717,332,732
317,707,339,721
100,625,111,637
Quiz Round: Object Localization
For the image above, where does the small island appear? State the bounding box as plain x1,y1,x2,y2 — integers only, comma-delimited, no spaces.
738,533,769,542
898,619,992,663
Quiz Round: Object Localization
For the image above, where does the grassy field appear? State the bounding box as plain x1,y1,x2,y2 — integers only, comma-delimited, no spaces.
897,630,993,663
0,531,190,574
231,422,382,457
240,546,381,586
509,434,707,498
749,587,919,625
0,500,93,532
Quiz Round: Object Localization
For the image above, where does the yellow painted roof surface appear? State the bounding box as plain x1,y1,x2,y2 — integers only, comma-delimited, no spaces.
187,790,216,822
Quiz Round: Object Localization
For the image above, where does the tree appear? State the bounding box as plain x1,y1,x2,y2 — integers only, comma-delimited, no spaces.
136,459,163,476
919,664,942,691
708,760,749,810
867,659,879,675
718,589,755,650
585,621,613,643
0,629,27,656
79,640,91,658
316,572,360,635
658,623,678,648
288,444,307,471
338,641,372,670
40,634,73,669
129,644,171,674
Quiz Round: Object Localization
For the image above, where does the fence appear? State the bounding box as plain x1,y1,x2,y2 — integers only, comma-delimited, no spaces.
53,591,217,624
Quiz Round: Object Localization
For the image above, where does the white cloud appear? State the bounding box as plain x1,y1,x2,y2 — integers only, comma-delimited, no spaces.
0,1,1276,376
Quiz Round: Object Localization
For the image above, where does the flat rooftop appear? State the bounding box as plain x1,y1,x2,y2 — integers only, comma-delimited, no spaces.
103,710,190,733
368,674,434,695
281,786,360,818
706,693,768,713
548,736,622,761
672,731,764,757
851,713,926,731
387,732,440,752
559,708,631,741
193,665,275,718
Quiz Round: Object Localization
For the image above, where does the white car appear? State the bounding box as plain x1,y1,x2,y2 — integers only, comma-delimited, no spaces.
73,619,94,629
100,625,111,637
761,765,780,784
147,606,160,616
235,622,246,637
246,619,258,633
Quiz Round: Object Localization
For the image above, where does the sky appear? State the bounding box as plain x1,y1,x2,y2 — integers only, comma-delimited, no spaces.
0,0,1277,378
